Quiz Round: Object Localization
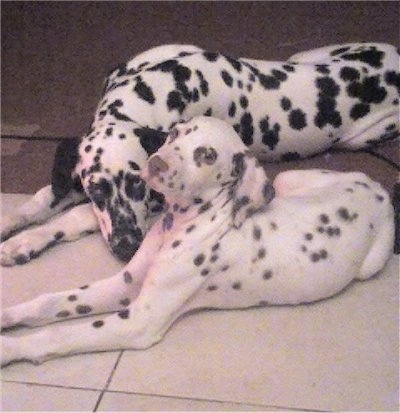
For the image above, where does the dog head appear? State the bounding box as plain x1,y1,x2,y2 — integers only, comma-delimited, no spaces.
75,123,167,262
142,116,275,227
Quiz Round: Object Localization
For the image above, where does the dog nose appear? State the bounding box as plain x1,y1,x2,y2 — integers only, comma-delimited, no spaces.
148,155,169,177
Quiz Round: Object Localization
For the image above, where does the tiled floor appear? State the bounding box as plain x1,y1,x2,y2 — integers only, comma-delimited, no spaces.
1,194,399,411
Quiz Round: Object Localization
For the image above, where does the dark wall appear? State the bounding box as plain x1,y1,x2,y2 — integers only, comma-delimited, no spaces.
2,1,399,137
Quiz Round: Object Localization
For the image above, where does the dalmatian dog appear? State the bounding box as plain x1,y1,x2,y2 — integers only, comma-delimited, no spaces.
0,42,398,266
1,116,394,366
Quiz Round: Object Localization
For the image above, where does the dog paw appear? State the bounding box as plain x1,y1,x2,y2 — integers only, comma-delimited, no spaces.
0,232,50,266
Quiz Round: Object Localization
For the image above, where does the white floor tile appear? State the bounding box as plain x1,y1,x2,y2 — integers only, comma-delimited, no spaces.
1,349,120,390
1,381,100,411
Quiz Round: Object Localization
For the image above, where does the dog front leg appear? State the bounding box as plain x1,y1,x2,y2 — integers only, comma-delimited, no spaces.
1,185,87,242
2,220,165,329
0,203,99,266
1,305,154,366
1,268,203,366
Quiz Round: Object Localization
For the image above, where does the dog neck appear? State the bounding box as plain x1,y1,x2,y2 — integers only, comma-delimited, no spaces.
160,185,234,232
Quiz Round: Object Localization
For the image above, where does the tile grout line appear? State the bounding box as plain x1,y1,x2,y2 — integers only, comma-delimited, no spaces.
1,379,329,411
92,388,330,412
92,350,124,412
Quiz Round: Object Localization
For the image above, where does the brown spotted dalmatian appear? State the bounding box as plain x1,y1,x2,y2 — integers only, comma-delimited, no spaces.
1,116,394,366
0,42,399,266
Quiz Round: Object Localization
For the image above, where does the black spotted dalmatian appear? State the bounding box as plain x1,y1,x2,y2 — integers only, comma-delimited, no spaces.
0,42,399,266
1,116,394,366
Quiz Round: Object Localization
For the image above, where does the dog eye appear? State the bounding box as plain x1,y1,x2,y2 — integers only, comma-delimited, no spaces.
89,179,113,210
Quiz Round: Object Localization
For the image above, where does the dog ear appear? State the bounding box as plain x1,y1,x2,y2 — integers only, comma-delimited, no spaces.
51,138,83,206
230,152,275,228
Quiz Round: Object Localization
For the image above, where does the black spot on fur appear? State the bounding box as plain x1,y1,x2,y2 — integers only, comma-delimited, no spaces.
316,65,330,75
354,181,371,189
56,310,71,318
93,320,104,328
120,298,131,307
240,95,249,109
194,254,206,266
260,116,280,150
340,67,361,81
199,201,212,214
262,270,273,280
314,77,342,129
196,70,209,96
76,305,92,315
385,71,400,93
348,76,388,103
320,214,330,224
163,213,174,231
123,271,133,283
203,51,219,62
289,109,307,130
221,70,234,87
172,240,181,248
167,90,186,113
134,76,156,104
253,225,262,241
330,46,351,56
341,49,385,68
108,99,133,122
210,255,219,263
258,73,280,89
224,55,242,72
350,103,370,120
231,153,246,178
281,97,292,111
54,231,65,240
232,281,242,290
212,243,220,252
337,207,358,222
257,248,266,259
238,113,254,146
193,146,218,166
229,101,236,117
118,309,130,319
283,64,295,72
